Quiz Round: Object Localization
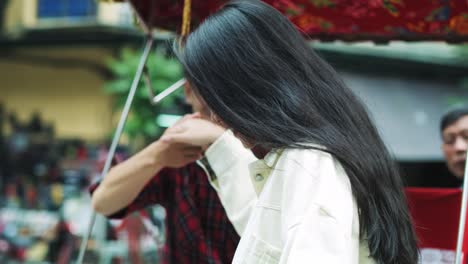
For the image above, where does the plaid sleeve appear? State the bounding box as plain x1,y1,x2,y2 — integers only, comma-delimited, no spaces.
88,179,128,219
89,168,178,219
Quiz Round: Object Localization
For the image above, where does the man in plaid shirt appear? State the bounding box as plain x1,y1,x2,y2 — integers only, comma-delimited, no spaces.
91,85,256,263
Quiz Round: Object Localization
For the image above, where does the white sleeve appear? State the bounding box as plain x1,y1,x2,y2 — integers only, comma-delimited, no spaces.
279,204,352,263
205,130,258,236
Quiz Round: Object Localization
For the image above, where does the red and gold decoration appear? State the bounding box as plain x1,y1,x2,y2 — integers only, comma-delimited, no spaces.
113,0,468,42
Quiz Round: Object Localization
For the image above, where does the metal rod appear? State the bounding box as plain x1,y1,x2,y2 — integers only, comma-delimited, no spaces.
152,78,186,104
75,37,155,264
143,67,156,104
455,150,468,264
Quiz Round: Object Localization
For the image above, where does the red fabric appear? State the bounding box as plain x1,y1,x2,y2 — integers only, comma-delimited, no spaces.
89,163,239,264
125,0,468,42
126,215,144,264
405,187,468,252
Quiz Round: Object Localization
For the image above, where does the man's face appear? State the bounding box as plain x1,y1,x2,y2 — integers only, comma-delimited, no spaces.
442,115,468,179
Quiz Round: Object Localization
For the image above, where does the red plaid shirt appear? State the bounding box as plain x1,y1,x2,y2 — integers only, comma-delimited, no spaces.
90,162,240,264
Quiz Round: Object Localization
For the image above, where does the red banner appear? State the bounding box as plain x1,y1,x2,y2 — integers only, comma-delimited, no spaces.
406,188,468,255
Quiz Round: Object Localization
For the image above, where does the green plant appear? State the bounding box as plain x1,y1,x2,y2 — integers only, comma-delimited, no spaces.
447,44,468,107
460,45,468,91
104,47,184,147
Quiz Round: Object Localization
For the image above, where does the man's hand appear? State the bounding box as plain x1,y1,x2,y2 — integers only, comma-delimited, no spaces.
150,141,202,168
145,113,224,168
161,114,226,148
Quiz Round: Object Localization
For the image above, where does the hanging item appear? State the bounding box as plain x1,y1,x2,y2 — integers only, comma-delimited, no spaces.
105,0,468,42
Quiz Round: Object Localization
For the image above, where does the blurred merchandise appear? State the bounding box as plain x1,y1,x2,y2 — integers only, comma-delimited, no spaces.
0,208,59,262
0,106,167,263
0,109,85,263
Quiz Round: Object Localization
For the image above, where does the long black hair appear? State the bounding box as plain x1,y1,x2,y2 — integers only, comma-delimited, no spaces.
176,1,418,263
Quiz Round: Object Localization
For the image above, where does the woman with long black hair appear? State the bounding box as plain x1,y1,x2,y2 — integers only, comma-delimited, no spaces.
167,1,419,263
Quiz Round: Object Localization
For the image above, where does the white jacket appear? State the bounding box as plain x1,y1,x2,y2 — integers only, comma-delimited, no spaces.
204,131,375,264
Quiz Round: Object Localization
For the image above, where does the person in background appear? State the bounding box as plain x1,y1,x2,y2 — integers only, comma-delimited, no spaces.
441,106,468,181
169,0,419,263
90,84,256,263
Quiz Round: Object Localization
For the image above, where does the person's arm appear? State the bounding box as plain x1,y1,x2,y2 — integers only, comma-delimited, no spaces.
204,130,257,235
163,118,257,235
91,140,202,217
